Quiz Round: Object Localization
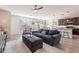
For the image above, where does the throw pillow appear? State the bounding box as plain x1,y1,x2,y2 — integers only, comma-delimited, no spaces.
41,31,46,34
48,30,59,35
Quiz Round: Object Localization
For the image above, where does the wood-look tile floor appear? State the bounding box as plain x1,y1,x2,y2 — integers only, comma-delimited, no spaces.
4,35,79,53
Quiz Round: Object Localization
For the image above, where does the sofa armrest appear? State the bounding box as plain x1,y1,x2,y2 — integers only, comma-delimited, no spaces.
51,34,61,46
51,34,61,38
32,31,40,34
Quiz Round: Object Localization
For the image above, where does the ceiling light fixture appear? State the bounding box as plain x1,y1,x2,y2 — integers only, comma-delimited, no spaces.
32,5,44,12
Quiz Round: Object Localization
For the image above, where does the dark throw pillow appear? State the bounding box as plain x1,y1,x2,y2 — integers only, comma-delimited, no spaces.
45,30,49,35
39,29,44,33
48,30,59,35
41,31,46,34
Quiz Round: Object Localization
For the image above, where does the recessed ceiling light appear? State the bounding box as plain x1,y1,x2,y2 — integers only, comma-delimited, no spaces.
66,11,70,13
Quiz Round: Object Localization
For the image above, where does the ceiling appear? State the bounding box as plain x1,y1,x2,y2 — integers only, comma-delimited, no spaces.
0,5,79,20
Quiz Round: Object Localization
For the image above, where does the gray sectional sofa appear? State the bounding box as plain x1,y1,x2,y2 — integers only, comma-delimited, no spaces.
32,29,61,46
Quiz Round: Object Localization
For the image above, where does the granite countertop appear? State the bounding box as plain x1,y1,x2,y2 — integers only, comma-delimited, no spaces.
57,26,72,30
58,25,79,29
73,25,79,29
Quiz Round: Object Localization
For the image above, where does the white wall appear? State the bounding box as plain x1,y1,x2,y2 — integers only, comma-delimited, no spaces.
11,15,46,35
11,15,29,35
0,9,11,37
11,15,22,35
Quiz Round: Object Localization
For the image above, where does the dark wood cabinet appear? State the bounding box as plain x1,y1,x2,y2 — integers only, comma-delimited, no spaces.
73,17,79,25
58,17,79,25
58,17,79,35
58,19,66,25
73,28,79,35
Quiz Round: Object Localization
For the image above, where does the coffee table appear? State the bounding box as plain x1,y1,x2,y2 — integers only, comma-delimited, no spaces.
22,34,43,53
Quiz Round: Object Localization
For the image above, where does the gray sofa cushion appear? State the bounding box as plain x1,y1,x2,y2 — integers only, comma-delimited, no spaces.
33,33,44,38
48,30,59,35
42,35,51,39
32,29,61,46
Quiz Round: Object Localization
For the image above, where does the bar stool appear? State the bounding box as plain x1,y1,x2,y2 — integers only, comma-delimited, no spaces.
63,31,70,38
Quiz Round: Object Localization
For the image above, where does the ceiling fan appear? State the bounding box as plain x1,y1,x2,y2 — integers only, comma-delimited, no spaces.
32,5,43,10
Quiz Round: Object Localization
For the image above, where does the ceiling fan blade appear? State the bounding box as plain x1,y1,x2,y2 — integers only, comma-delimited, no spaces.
32,5,43,10
38,7,43,10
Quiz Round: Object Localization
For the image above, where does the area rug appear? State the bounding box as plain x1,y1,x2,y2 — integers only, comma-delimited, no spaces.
4,37,64,53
